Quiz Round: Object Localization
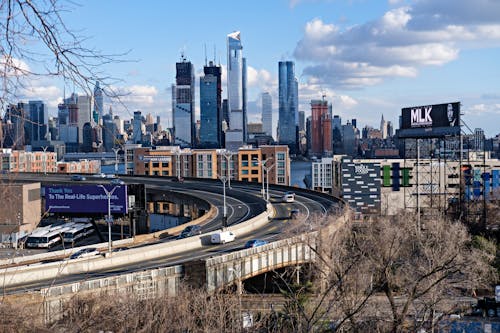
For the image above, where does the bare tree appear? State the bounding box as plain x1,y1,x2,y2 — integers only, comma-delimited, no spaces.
1,0,127,108
356,213,496,333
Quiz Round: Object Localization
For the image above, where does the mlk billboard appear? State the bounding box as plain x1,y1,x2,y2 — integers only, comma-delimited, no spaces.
399,102,460,138
45,185,128,214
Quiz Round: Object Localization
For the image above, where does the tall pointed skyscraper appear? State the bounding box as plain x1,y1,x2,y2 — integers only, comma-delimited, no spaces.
278,61,299,154
93,81,103,124
225,31,245,150
172,55,195,147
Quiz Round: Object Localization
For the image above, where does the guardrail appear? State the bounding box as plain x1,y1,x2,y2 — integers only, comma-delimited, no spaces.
0,204,274,289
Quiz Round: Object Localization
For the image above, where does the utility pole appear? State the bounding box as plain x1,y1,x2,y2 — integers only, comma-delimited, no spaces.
98,185,121,255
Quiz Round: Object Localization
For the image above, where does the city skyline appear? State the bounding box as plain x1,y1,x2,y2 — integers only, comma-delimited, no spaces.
11,0,500,136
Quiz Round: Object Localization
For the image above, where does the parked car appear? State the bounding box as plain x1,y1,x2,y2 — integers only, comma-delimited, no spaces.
69,247,100,259
244,239,268,248
177,225,202,239
92,173,106,178
110,178,125,185
211,230,236,244
71,174,86,181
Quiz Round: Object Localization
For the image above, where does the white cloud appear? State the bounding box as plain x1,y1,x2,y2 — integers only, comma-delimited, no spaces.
114,85,158,106
294,2,500,89
465,103,500,116
21,85,62,108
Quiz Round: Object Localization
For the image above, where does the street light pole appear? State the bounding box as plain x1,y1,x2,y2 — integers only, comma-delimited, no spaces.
41,146,49,174
262,159,275,202
259,158,269,199
98,185,120,255
112,147,120,174
222,151,234,189
219,175,228,228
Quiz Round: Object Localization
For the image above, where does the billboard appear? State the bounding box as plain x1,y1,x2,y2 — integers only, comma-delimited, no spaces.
399,102,460,138
45,185,128,214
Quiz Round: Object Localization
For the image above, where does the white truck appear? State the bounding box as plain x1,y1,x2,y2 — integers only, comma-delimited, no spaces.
210,230,236,244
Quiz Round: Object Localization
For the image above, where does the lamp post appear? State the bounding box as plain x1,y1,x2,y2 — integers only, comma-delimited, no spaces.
112,146,121,174
41,146,49,174
175,149,181,180
262,159,275,202
222,150,234,189
98,184,120,255
219,175,228,228
258,158,271,199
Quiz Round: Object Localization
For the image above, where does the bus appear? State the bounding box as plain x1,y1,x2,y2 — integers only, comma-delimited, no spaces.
25,227,66,248
25,223,75,248
63,223,94,244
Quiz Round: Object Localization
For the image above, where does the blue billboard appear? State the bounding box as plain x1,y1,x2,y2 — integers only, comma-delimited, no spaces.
45,185,128,214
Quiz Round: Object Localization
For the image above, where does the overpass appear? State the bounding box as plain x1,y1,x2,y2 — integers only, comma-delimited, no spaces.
0,174,344,320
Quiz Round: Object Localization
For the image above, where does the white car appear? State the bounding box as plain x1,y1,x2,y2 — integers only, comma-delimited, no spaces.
69,247,100,259
282,192,295,203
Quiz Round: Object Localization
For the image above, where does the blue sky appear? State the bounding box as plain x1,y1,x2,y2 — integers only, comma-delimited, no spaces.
19,0,500,136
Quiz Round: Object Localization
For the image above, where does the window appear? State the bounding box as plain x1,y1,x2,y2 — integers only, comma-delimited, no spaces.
278,176,285,184
153,162,159,168
242,161,249,167
242,170,249,175
251,169,258,175
162,162,169,167
277,153,285,161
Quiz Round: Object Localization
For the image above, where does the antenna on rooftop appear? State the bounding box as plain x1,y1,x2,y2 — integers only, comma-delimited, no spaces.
213,44,216,63
204,44,207,66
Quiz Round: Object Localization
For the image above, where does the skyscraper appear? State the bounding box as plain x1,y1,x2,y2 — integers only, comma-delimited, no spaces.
103,112,118,151
173,56,195,147
380,114,388,139
311,99,332,157
132,111,143,144
242,57,248,142
3,103,26,148
76,94,92,145
226,31,245,150
28,100,48,145
261,92,273,137
298,111,305,132
278,61,299,154
200,61,222,148
93,81,103,124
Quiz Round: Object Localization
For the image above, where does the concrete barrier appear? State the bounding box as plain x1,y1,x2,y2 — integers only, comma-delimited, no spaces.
0,205,273,289
0,238,134,267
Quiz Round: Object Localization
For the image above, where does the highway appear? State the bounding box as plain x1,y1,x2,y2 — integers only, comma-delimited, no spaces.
0,173,339,294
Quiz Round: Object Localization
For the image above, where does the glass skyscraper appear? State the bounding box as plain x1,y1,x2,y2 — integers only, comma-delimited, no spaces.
200,61,222,148
226,31,246,150
173,56,195,147
278,61,298,154
28,100,48,144
261,92,273,138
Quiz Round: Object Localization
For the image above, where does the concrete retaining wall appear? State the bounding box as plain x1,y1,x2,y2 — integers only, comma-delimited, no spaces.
0,204,273,289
